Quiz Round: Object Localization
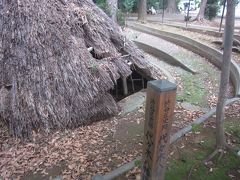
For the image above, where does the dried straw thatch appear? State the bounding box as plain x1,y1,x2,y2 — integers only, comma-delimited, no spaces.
0,0,151,138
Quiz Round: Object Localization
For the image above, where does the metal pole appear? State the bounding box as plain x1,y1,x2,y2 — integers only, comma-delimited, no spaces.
186,0,191,28
219,0,227,32
162,0,164,24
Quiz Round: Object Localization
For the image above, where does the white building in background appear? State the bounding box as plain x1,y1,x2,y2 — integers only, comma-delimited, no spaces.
218,3,240,17
178,0,196,11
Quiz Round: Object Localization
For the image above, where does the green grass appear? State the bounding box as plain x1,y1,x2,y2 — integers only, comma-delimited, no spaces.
177,72,207,107
165,120,240,180
166,145,240,180
225,118,240,148
134,159,142,167
165,149,212,180
174,53,220,108
191,152,239,180
192,124,203,133
117,119,240,180
166,159,195,180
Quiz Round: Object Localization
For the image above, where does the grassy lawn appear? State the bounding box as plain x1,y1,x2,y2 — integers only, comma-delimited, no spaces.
166,146,239,180
176,72,207,107
225,118,240,149
166,119,240,180
175,53,220,108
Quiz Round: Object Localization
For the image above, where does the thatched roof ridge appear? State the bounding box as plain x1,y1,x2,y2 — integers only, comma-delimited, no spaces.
0,0,150,138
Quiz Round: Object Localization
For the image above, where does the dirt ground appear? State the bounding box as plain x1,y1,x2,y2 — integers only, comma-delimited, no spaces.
1,99,239,179
0,99,205,180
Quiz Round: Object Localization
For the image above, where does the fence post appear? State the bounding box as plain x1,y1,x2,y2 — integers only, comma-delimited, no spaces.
141,80,177,180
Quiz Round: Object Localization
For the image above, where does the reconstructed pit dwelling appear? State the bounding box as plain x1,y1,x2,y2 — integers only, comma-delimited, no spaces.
1,0,240,140
0,0,152,138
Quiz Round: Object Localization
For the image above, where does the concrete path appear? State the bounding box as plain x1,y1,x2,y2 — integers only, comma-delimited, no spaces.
126,28,204,74
118,91,146,116
127,22,240,96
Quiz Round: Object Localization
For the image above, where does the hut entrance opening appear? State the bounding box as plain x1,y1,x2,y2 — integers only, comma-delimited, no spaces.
110,69,149,101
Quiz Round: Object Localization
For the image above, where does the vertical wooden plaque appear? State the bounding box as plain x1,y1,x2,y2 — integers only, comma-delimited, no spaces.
141,80,177,180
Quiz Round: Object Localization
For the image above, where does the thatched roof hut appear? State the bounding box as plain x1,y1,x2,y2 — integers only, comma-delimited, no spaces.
0,0,151,138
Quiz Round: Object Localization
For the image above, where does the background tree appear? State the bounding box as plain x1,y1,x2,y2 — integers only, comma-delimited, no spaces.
214,0,235,156
204,0,220,20
95,0,118,21
138,0,147,22
122,0,135,12
118,0,135,26
165,0,178,13
195,0,221,21
195,0,208,21
159,0,168,10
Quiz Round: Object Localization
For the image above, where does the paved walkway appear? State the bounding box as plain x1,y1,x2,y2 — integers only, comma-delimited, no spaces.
127,13,240,33
126,28,204,74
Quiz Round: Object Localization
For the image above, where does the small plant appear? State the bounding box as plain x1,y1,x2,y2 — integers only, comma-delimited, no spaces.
134,159,142,167
191,123,202,133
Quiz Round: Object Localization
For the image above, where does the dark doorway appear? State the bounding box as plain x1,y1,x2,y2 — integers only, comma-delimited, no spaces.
109,70,149,101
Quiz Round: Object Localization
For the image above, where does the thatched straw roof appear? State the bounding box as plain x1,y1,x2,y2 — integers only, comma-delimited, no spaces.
0,0,150,138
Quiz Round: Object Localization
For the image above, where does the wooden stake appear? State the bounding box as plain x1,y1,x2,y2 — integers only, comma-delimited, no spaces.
141,80,177,180
122,76,128,96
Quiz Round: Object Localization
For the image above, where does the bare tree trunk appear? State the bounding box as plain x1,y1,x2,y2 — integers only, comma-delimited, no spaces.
215,0,235,149
138,0,147,22
165,0,178,14
107,0,118,22
195,0,207,21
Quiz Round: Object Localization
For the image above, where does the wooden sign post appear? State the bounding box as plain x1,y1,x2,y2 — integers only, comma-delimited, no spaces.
141,80,177,180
